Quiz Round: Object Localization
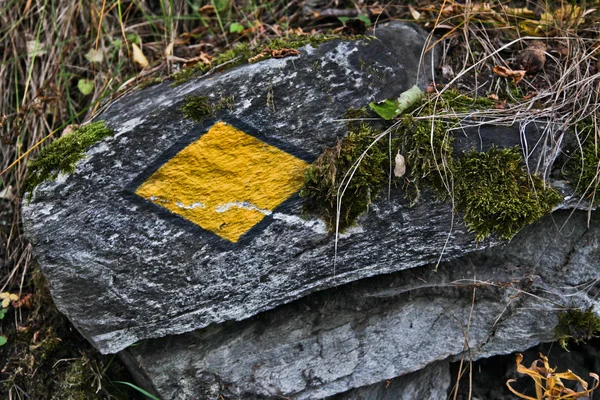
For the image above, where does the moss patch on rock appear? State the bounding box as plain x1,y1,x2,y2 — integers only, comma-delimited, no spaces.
23,121,114,198
454,146,562,241
180,95,234,123
300,122,392,230
555,308,600,350
301,91,562,240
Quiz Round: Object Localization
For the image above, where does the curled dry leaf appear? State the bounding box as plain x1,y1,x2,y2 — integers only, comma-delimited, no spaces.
394,152,406,177
198,5,215,15
183,52,213,69
14,293,33,309
270,48,301,58
493,65,526,83
131,42,149,68
248,52,270,63
248,48,300,63
507,353,599,399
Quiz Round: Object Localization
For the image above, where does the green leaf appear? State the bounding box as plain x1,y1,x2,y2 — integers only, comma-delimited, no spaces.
114,381,160,400
0,308,6,320
356,14,372,26
213,0,230,13
369,85,423,120
229,22,244,34
77,79,94,96
0,336,7,346
369,99,400,120
126,33,141,45
337,15,371,26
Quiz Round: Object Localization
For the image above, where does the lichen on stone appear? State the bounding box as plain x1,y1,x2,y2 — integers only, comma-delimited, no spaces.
23,121,114,198
180,95,234,123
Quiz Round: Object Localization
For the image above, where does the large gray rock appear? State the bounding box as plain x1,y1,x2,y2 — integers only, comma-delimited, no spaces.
121,209,599,399
21,22,475,355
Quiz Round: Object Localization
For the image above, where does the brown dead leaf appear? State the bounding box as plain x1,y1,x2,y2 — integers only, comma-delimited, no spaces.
487,93,499,101
198,5,215,15
367,5,384,16
270,48,300,58
493,65,527,83
183,52,213,69
248,51,270,63
494,100,508,109
60,124,79,138
14,293,33,309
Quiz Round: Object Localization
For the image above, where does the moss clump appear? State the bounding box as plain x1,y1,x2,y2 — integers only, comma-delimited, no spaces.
301,90,562,240
180,95,234,123
171,33,362,86
23,121,113,197
454,146,562,240
555,308,600,350
564,129,600,204
300,122,392,230
395,115,454,201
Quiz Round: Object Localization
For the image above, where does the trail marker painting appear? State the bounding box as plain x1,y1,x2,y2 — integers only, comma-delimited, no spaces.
135,121,309,242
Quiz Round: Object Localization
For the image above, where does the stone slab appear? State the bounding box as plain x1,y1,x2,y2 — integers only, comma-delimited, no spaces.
123,210,599,399
22,20,568,357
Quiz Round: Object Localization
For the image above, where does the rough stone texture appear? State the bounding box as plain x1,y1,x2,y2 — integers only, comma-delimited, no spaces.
22,22,491,355
332,361,451,400
123,210,599,399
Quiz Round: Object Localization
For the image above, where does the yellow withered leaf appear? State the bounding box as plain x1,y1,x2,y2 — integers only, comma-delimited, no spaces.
0,292,18,308
507,353,599,400
131,43,149,68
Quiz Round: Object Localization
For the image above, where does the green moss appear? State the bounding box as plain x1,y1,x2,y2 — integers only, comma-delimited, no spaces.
564,127,600,204
171,33,363,86
395,115,454,201
23,121,114,198
137,77,163,89
180,95,234,123
300,90,561,240
555,308,600,350
454,146,562,241
300,122,393,230
432,88,496,112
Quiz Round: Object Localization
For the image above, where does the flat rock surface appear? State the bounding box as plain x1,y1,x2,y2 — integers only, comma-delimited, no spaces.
124,210,599,399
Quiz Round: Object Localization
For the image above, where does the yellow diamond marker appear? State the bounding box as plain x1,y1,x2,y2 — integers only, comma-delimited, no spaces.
136,121,309,242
